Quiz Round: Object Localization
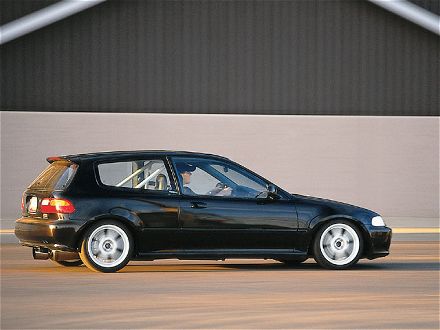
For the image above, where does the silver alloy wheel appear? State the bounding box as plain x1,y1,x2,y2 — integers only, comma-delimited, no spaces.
319,223,360,266
87,224,129,268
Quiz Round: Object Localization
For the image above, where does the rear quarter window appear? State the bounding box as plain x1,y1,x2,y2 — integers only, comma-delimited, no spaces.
97,159,175,192
28,161,78,191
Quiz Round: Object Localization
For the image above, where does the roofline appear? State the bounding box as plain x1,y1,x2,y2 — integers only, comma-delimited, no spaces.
53,150,230,162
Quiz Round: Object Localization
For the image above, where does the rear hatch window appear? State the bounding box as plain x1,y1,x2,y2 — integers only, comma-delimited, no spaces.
28,161,78,191
23,161,78,218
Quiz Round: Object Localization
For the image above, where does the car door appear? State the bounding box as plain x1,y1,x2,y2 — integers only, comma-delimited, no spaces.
171,156,300,251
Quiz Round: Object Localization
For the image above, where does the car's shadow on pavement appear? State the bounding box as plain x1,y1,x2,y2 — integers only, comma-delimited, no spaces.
349,262,440,271
18,260,439,273
117,260,440,273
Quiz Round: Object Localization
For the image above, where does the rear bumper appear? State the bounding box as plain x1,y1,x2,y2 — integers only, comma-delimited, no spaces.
15,217,82,252
365,226,392,259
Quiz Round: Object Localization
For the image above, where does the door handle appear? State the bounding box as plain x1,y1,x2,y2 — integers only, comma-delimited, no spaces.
191,201,207,209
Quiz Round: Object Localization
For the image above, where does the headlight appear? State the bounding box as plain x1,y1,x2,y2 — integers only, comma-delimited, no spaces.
372,216,385,227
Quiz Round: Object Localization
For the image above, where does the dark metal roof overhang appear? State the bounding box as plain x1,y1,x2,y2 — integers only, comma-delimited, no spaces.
0,0,438,45
0,0,106,45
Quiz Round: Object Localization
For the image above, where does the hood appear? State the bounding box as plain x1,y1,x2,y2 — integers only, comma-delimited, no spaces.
291,193,379,220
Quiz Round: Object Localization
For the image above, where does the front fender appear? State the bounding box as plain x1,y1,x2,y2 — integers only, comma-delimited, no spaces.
308,214,376,257
309,214,359,230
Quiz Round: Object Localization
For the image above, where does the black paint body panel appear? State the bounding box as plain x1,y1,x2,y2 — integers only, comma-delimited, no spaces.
15,151,392,261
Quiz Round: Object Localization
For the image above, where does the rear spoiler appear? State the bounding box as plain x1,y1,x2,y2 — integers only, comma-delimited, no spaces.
46,156,75,164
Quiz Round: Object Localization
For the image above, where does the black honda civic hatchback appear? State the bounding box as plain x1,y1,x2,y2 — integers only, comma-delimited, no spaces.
15,150,391,272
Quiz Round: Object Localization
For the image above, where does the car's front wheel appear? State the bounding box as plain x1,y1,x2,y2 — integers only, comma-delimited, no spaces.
313,220,363,269
79,220,133,273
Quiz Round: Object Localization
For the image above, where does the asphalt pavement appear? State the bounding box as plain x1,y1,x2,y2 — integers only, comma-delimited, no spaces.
1,241,439,329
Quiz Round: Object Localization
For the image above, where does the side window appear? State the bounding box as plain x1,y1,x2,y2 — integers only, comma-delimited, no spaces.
181,166,219,195
211,165,266,192
97,159,174,192
173,158,268,198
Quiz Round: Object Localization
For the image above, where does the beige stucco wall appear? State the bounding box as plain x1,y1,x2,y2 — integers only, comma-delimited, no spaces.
1,112,438,223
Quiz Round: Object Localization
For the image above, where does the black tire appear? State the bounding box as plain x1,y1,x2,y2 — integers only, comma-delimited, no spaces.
51,259,83,267
313,220,363,270
278,258,308,266
79,220,133,273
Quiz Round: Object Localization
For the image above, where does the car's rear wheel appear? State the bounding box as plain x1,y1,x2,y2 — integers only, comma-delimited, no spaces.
313,220,363,269
79,220,133,273
51,259,83,267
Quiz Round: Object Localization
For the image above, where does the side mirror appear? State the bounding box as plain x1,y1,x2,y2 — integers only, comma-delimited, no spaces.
266,184,280,199
256,184,279,199
267,184,277,194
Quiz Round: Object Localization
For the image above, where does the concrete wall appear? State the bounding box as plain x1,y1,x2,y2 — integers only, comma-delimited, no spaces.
1,112,438,224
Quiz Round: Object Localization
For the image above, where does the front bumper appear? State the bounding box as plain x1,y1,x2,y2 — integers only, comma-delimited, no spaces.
365,225,392,259
15,217,83,252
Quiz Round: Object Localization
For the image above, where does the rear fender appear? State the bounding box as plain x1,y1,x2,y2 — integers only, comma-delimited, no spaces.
74,207,142,250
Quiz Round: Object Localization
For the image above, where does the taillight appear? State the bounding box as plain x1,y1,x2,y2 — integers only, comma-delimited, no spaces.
21,195,24,212
40,198,75,214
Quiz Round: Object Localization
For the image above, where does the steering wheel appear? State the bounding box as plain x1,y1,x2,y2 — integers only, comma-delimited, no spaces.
231,185,253,198
254,190,268,199
215,182,227,190
206,182,229,196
